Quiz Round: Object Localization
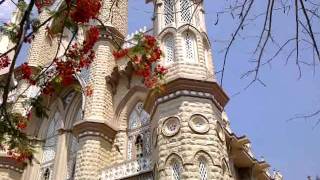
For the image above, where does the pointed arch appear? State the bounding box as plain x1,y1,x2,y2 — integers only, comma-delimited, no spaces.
193,150,215,180
165,153,184,180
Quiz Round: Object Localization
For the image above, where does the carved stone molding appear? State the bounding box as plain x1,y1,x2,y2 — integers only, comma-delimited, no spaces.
106,62,136,95
162,117,180,137
216,122,225,143
144,78,229,115
73,121,117,143
0,156,26,173
189,114,210,134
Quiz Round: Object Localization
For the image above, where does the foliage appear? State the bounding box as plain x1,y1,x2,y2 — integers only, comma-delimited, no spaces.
0,0,166,162
113,33,167,89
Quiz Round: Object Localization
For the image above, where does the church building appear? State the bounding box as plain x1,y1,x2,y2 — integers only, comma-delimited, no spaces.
0,0,283,180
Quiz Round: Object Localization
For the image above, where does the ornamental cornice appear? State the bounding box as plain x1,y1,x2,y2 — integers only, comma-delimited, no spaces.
0,156,26,173
72,121,117,143
144,78,229,115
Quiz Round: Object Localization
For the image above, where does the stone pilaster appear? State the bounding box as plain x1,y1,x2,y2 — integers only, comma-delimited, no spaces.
72,121,116,180
73,135,112,180
83,40,116,123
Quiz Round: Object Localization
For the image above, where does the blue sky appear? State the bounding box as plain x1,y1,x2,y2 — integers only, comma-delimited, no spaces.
1,0,319,179
127,1,320,179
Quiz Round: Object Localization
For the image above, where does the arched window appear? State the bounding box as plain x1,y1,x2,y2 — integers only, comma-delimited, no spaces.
164,0,175,25
199,158,208,180
127,102,151,160
164,34,175,65
40,111,61,180
183,32,197,63
180,0,192,23
38,92,82,180
171,160,182,180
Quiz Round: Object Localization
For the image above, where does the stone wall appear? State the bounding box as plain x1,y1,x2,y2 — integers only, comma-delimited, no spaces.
0,168,22,180
152,96,232,180
74,136,112,180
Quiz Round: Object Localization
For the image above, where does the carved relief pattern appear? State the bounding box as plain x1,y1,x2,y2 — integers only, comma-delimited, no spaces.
162,117,180,137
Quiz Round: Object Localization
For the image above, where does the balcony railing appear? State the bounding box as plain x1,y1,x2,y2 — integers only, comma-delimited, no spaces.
101,156,152,180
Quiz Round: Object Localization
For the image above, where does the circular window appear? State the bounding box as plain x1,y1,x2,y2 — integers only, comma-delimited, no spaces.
162,117,180,137
216,122,225,142
189,115,209,134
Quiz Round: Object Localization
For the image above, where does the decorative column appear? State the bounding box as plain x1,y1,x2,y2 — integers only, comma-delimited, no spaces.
27,9,59,67
72,17,127,179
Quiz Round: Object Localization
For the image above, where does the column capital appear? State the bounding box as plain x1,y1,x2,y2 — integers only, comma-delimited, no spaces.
73,121,117,143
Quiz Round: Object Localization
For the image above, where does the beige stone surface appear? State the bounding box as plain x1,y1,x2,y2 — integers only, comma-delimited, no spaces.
0,168,22,180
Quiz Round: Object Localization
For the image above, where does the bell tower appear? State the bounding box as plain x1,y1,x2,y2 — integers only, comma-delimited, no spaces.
145,0,230,179
150,0,215,82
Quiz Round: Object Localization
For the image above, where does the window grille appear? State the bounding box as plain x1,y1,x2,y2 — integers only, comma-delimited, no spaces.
127,137,133,160
184,32,196,63
40,111,61,180
164,35,175,64
172,161,181,180
164,0,175,25
42,112,60,163
180,0,192,22
127,102,151,160
199,159,208,180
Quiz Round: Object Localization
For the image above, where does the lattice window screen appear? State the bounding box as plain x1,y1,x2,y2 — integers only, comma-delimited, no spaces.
172,161,181,180
127,137,133,160
199,159,208,180
164,35,175,64
40,111,61,180
184,33,196,63
42,112,60,163
180,0,192,22
164,0,175,25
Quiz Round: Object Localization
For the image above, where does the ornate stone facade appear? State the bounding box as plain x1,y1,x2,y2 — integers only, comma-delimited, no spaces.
0,0,283,180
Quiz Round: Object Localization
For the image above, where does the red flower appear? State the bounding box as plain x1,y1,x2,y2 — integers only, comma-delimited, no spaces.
144,35,157,47
35,0,54,11
71,0,102,23
85,85,93,96
144,76,158,88
0,55,10,70
83,26,100,53
61,75,74,86
42,83,55,95
21,63,32,80
113,49,129,59
17,121,27,130
155,65,168,75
